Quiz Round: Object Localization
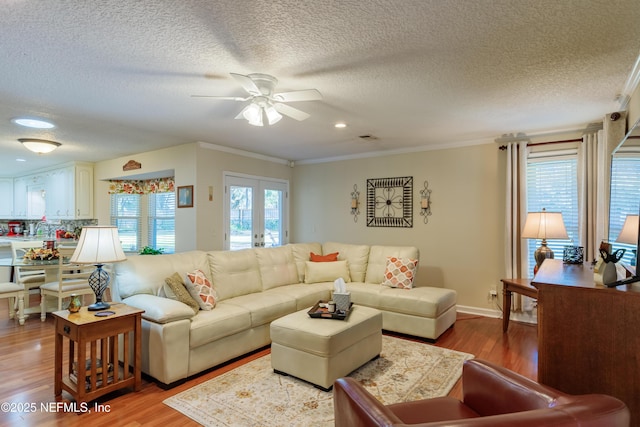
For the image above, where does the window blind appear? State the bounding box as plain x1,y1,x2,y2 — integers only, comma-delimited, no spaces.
609,156,640,264
110,193,142,252
148,192,175,253
526,157,578,271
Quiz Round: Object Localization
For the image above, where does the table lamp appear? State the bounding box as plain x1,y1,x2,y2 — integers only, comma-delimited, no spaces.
616,214,639,266
522,208,568,272
70,226,127,311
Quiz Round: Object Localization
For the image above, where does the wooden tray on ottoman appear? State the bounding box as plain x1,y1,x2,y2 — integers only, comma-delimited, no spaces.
307,301,353,320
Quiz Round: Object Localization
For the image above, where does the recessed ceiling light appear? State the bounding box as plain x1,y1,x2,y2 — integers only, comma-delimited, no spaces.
11,117,56,129
334,123,347,128
16,158,26,162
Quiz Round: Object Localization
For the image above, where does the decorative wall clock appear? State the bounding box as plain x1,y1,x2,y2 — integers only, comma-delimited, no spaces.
366,176,413,227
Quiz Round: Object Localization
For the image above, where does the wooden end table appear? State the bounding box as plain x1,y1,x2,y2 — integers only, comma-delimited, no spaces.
500,278,538,332
53,303,144,403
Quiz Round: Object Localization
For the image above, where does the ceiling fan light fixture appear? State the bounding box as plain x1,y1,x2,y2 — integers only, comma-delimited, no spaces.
243,103,263,126
18,138,61,154
265,105,282,125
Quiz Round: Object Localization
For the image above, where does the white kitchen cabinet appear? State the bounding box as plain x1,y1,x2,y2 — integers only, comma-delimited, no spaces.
74,163,93,219
14,162,94,220
0,179,14,217
13,176,28,218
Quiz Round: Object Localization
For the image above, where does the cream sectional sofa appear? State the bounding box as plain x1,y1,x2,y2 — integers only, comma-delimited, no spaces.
112,242,457,385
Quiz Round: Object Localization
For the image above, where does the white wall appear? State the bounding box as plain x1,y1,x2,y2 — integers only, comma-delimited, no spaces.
291,143,505,310
94,142,293,252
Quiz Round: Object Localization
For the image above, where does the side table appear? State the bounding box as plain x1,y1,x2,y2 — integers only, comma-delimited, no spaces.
500,278,538,332
53,303,144,403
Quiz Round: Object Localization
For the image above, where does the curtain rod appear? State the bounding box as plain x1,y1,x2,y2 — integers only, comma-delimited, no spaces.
498,138,583,151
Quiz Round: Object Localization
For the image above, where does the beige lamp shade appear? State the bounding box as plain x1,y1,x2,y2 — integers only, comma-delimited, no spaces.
616,215,639,245
521,209,569,240
70,226,127,264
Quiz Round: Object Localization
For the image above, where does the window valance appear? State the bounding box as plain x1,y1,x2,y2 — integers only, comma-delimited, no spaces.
108,177,175,194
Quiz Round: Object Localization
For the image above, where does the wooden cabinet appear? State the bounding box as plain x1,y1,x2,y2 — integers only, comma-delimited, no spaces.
53,304,143,403
533,259,640,426
0,179,14,217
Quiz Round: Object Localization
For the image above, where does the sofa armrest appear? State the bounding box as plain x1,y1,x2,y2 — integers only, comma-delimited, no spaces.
462,359,563,416
334,377,404,427
122,294,195,324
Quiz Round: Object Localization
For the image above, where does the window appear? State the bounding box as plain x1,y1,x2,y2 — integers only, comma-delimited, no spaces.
609,155,640,264
110,193,141,253
526,154,578,273
110,192,175,253
148,192,176,253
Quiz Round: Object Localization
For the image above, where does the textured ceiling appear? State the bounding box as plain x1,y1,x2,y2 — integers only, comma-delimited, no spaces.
1,0,639,176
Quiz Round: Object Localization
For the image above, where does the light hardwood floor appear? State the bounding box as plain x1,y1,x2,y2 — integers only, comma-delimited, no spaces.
0,296,537,426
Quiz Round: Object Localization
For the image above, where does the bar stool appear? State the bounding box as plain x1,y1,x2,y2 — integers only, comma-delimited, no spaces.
0,282,25,325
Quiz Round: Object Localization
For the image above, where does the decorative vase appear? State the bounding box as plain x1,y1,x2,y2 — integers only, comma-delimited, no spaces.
68,294,82,313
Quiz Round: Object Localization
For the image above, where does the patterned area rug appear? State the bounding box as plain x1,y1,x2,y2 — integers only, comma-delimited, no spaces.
164,335,473,427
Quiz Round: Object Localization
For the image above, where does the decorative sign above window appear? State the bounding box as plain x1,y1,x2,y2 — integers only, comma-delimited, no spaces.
366,176,413,227
123,160,142,171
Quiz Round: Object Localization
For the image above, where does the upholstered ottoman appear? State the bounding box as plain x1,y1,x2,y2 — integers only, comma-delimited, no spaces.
270,305,382,391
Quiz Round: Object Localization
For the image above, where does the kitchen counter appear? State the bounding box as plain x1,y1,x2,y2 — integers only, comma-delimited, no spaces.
0,236,78,248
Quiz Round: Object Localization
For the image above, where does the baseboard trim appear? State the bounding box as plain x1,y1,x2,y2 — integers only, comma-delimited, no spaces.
456,305,537,326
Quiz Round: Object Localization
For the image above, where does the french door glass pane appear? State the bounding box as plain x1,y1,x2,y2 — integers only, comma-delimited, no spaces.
264,188,282,247
230,185,253,250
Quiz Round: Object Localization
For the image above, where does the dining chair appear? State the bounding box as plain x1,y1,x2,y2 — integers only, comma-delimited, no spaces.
40,246,95,320
0,282,25,325
10,240,46,308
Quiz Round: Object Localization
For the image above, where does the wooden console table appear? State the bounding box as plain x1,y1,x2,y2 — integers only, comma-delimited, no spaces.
532,259,640,426
500,277,538,332
53,303,144,403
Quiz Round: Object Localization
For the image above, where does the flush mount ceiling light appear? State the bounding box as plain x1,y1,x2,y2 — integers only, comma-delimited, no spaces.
11,117,56,129
18,138,61,154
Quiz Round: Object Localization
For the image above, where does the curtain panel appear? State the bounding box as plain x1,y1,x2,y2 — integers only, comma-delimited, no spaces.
108,177,175,194
578,130,607,262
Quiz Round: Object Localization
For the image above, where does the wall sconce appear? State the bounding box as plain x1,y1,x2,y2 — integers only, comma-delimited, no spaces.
420,180,432,224
350,184,360,222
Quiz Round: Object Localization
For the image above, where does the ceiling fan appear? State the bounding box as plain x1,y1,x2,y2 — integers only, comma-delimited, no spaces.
192,73,322,126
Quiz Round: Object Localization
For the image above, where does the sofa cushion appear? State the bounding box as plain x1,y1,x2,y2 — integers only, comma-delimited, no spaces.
255,246,299,290
322,242,370,282
304,260,351,283
365,246,419,284
222,292,297,327
264,283,333,311
164,272,199,314
381,257,419,289
207,249,262,301
378,287,457,318
115,251,210,300
189,303,252,348
184,269,217,310
288,242,323,282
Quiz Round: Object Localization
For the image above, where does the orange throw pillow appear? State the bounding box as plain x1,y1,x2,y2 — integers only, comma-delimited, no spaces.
310,252,339,262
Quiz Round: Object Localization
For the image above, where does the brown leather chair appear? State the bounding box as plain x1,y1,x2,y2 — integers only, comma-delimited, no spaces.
334,359,630,427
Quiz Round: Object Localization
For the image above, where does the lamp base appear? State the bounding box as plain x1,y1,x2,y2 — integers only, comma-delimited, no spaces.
87,301,111,311
533,240,554,274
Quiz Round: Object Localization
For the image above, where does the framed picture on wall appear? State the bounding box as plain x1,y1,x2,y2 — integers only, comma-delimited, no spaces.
366,176,413,227
177,185,194,208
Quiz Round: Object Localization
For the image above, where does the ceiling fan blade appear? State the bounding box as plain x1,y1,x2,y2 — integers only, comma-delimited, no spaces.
273,89,322,102
273,103,310,121
191,95,250,101
230,73,261,95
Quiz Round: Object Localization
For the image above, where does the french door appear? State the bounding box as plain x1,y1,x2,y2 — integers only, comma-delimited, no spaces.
224,173,289,250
